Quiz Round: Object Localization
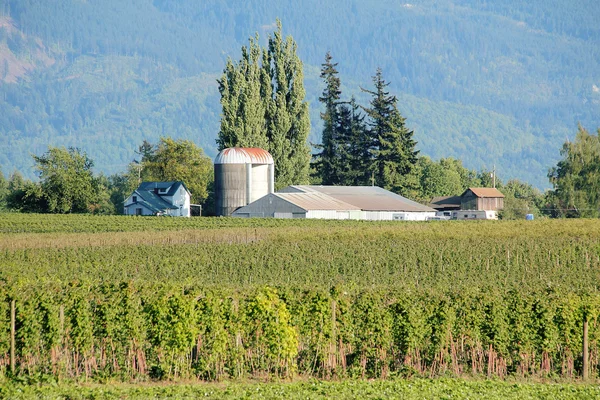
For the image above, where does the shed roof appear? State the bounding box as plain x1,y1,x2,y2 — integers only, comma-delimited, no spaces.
214,147,274,165
464,187,505,198
281,185,435,212
429,195,462,210
275,192,361,211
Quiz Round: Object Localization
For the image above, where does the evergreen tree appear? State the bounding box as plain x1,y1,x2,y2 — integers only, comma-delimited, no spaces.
314,51,342,185
217,20,310,189
361,68,418,192
338,97,370,186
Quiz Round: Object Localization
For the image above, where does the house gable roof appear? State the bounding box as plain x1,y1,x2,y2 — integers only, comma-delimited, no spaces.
125,181,190,213
464,187,505,198
137,181,191,197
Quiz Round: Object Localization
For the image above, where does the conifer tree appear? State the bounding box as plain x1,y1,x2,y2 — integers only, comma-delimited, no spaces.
361,68,418,191
337,97,370,186
314,51,342,185
217,21,310,189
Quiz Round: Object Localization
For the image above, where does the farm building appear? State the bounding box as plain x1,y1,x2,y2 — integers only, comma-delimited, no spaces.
214,147,275,216
429,195,461,211
232,185,436,220
124,181,191,217
429,187,504,220
460,187,504,211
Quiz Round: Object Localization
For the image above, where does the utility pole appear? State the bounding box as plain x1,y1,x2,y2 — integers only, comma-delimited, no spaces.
492,164,496,189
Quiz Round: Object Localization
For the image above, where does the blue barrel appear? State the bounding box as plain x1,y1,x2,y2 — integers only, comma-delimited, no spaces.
525,214,534,220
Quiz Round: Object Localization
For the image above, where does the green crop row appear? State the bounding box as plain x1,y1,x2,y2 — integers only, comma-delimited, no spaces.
0,283,599,382
1,227,599,292
2,378,600,400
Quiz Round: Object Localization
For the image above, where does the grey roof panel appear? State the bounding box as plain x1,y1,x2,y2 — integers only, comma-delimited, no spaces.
283,185,435,212
275,192,361,211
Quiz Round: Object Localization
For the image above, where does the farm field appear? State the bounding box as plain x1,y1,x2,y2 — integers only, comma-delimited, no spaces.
0,214,599,384
2,378,600,400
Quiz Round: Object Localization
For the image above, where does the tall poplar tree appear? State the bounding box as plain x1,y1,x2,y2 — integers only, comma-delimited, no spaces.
217,20,310,189
361,68,418,191
314,51,342,185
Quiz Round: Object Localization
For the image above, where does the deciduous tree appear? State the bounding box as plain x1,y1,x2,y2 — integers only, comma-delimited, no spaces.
548,125,600,217
138,137,213,204
217,20,310,189
33,147,99,213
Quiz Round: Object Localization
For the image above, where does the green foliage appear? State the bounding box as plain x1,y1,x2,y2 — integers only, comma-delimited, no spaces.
1,378,600,399
32,147,99,213
313,52,343,185
138,137,213,204
362,69,418,192
500,179,544,220
0,216,598,382
548,125,600,218
0,168,7,210
217,21,311,189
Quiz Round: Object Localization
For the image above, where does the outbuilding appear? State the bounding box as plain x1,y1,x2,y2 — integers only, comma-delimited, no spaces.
232,185,436,221
460,187,504,211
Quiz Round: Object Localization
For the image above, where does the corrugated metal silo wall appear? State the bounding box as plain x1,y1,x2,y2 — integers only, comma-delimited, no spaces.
215,163,247,216
250,164,270,202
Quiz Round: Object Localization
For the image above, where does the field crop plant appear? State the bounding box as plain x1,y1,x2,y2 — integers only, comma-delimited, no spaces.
0,214,599,384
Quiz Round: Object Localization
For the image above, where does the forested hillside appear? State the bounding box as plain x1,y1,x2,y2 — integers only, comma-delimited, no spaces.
0,0,598,188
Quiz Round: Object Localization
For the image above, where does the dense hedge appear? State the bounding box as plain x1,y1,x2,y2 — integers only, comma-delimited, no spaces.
1,284,598,381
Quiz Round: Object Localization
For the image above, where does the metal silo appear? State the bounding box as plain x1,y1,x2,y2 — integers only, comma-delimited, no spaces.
214,148,274,216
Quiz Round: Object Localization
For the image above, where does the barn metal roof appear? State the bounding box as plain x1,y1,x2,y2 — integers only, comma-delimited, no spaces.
275,192,361,211
281,185,435,212
214,147,274,165
465,188,505,198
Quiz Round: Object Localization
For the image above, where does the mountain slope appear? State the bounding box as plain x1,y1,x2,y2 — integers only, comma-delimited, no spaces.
0,0,598,188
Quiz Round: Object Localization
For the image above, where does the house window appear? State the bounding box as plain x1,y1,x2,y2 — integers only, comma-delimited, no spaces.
136,208,143,216
132,196,137,202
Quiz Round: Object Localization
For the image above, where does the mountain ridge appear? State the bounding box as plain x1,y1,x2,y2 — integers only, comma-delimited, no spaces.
0,0,598,189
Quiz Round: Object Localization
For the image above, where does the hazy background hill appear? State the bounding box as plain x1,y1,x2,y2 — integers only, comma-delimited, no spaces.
0,0,598,188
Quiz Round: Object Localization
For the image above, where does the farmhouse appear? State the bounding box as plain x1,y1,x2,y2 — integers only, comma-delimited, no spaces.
232,185,436,220
124,181,191,217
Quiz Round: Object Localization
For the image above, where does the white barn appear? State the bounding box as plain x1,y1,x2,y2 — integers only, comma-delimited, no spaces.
232,185,436,221
124,181,191,217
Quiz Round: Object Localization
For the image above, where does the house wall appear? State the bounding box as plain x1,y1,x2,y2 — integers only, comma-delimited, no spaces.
163,186,191,217
124,204,155,216
363,211,435,221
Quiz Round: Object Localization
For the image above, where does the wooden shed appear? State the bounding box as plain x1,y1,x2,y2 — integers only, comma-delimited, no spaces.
460,188,504,211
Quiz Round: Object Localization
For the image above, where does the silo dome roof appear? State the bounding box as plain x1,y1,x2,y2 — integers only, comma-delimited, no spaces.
214,147,274,165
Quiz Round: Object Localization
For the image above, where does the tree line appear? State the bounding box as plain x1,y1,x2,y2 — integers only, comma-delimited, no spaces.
0,138,213,215
0,24,597,218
